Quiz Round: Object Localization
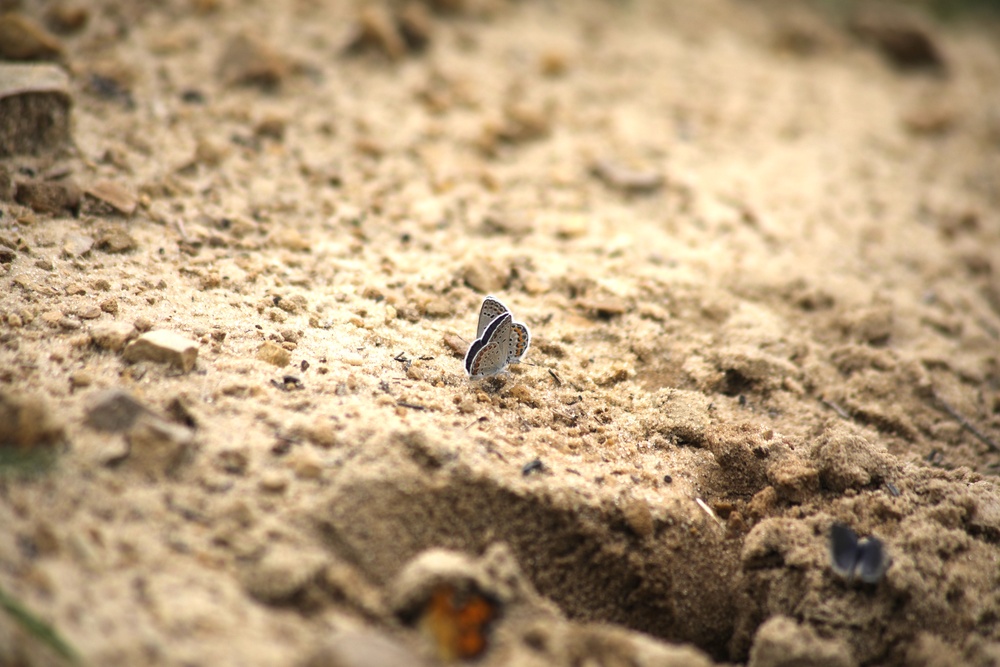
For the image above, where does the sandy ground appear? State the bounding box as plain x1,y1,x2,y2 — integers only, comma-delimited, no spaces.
2,1,1000,665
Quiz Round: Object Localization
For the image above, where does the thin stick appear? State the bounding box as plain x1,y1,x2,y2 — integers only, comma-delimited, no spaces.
932,390,999,453
695,497,724,528
819,397,850,420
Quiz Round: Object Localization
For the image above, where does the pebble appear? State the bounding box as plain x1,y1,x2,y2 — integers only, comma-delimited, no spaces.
76,306,101,320
0,14,64,61
40,309,64,326
125,416,195,477
575,297,628,318
256,341,291,367
84,389,150,432
258,469,289,493
290,448,323,480
241,544,326,603
850,10,946,70
101,298,118,315
304,630,428,667
44,3,90,34
344,6,411,60
89,321,134,352
0,64,71,156
83,180,137,216
620,495,655,538
68,371,92,389
0,390,64,449
123,330,199,372
94,225,137,253
591,159,664,194
461,259,506,294
14,179,80,214
62,232,93,257
217,33,289,89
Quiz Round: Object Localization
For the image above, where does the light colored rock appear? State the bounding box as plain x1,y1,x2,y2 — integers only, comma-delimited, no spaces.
123,330,199,372
257,340,291,367
90,321,134,352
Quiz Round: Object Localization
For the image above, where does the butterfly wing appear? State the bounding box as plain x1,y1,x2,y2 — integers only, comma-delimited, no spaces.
466,313,513,378
507,322,530,363
856,536,889,584
829,523,861,580
476,296,510,339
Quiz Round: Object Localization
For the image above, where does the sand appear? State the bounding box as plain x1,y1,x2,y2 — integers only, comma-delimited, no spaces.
1,1,999,666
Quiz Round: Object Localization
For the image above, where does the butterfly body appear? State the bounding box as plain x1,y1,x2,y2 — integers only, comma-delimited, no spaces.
464,296,531,378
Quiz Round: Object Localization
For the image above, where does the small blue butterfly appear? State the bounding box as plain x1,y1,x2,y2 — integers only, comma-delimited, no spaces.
464,296,530,378
829,524,889,584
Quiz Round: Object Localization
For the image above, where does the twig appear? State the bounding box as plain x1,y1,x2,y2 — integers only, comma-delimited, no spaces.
396,401,426,411
819,397,851,420
695,497,724,528
932,390,999,453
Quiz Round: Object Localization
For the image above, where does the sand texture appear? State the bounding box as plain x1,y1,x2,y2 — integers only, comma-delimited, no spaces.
1,1,1000,666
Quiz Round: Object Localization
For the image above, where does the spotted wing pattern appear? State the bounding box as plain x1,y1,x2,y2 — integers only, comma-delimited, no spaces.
465,312,513,378
476,296,511,339
507,322,530,364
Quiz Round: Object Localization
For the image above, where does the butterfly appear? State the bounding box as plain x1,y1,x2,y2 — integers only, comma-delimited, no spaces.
464,296,530,378
419,583,498,661
829,523,890,584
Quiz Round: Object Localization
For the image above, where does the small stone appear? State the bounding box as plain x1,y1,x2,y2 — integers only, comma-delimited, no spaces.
123,330,199,372
133,317,153,333
304,630,427,667
254,116,286,141
125,415,195,477
257,341,291,367
14,179,80,214
68,371,92,389
0,14,64,61
33,258,53,270
217,33,289,89
83,180,136,216
215,448,249,475
7,313,23,328
44,3,90,34
290,448,323,480
0,64,72,156
553,213,589,240
575,297,628,318
620,495,655,538
40,309,64,326
591,159,664,194
344,6,407,60
442,333,468,358
241,544,326,604
90,321,134,352
57,316,80,330
424,297,453,318
94,225,137,253
748,615,853,667
76,306,101,320
0,391,64,449
461,259,506,294
62,233,93,257
850,10,946,71
100,298,118,315
258,469,289,493
84,389,150,432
